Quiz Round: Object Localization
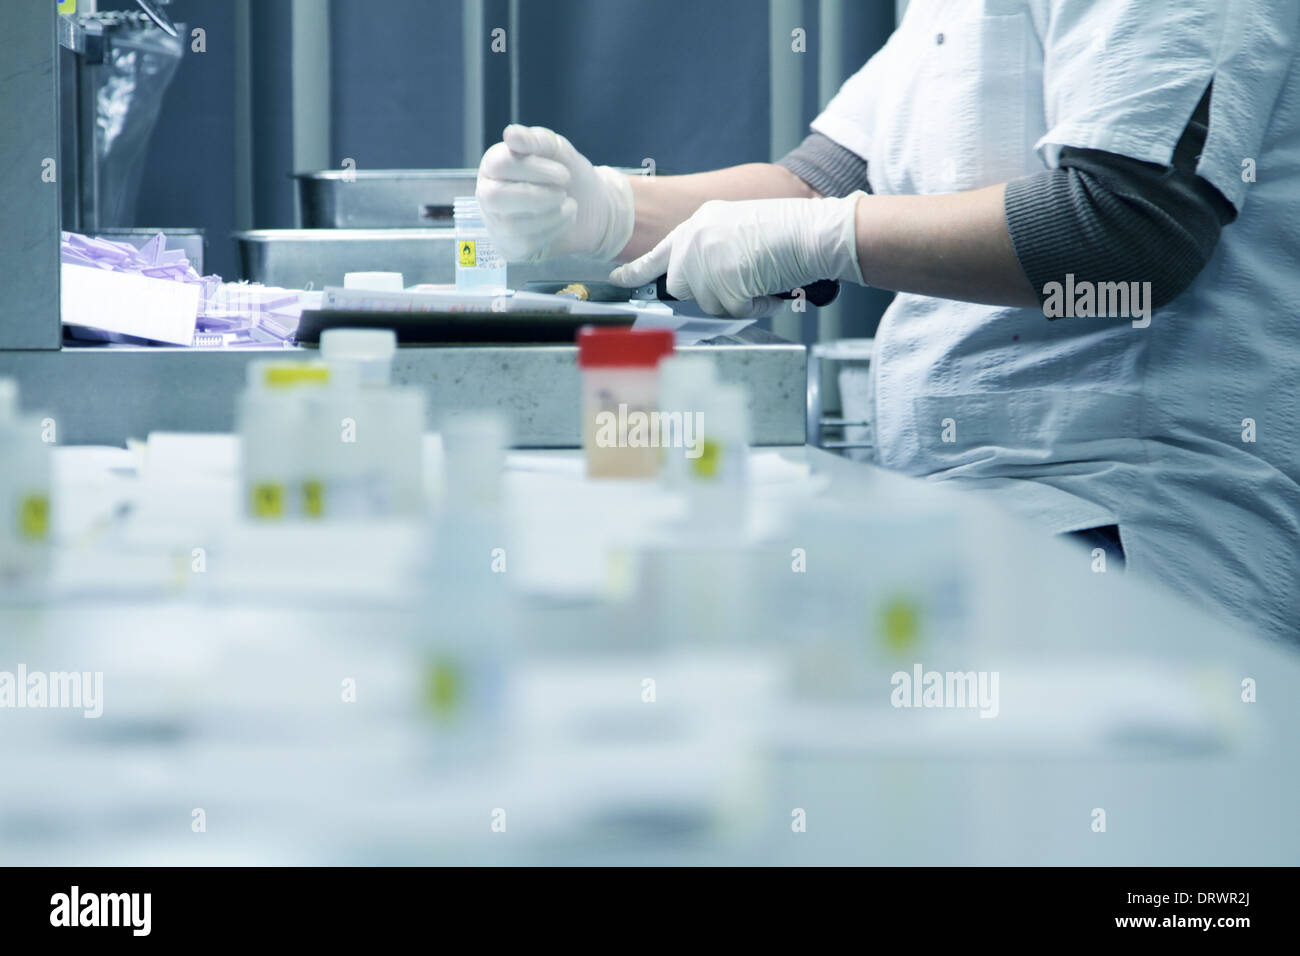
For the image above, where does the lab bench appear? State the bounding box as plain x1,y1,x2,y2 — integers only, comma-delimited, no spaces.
0,327,804,448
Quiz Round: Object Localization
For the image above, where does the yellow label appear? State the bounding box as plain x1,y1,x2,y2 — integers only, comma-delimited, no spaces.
690,440,723,479
18,495,49,540
58,1,77,15
263,364,330,389
424,657,463,718
458,240,477,267
604,547,634,600
879,596,921,651
251,482,285,519
302,479,325,518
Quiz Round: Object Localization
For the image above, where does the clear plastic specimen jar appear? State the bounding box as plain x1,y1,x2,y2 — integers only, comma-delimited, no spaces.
453,197,507,293
577,326,675,479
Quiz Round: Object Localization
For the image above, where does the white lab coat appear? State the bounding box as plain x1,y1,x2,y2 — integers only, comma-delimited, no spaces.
812,0,1300,640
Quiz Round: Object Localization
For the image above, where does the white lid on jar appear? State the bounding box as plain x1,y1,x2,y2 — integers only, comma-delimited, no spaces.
702,383,751,445
659,355,718,408
320,328,398,387
343,271,404,292
0,378,17,421
441,410,510,509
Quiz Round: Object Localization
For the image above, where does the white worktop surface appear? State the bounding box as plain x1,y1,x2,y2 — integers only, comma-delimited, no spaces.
0,439,1294,865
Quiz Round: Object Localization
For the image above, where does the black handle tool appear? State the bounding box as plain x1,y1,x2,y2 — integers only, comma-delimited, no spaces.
655,275,839,307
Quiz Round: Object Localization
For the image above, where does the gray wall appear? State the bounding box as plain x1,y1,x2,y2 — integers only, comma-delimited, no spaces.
97,0,239,278
0,0,61,349
329,0,466,170
515,0,771,174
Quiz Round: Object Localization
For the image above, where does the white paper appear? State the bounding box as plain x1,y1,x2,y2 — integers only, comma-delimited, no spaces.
61,264,200,345
631,312,756,345
322,286,615,315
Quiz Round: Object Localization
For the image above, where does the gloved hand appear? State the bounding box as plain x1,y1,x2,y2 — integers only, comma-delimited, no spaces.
475,124,635,262
609,193,866,317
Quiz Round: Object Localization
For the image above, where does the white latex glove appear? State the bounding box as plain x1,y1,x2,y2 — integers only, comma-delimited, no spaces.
475,124,635,262
609,193,866,317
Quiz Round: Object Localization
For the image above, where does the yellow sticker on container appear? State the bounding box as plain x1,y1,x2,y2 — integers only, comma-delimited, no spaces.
603,547,635,600
690,440,722,479
18,495,49,540
251,482,284,519
425,657,463,718
458,240,477,267
58,1,77,15
263,364,330,388
302,479,325,518
879,595,921,651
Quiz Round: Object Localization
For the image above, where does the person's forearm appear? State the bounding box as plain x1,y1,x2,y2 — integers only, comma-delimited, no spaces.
620,163,818,260
853,183,1039,308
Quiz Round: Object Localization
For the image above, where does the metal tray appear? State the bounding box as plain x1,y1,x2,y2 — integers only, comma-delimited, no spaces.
235,228,622,289
294,167,649,230
294,169,478,229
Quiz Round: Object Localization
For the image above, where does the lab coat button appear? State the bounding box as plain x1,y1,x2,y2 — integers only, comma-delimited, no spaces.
935,32,944,45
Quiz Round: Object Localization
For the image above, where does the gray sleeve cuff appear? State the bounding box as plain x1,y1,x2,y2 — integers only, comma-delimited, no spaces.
778,132,872,198
1005,85,1235,313
1005,157,1232,313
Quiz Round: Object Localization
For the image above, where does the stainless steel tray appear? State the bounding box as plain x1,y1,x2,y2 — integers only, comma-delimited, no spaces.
235,228,622,290
294,167,648,230
294,169,478,229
